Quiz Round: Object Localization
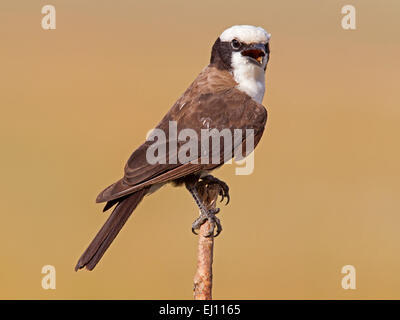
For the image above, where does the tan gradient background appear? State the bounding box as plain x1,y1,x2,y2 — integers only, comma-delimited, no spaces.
0,0,399,299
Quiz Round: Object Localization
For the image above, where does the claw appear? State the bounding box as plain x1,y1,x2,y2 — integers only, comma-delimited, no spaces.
219,190,225,203
191,209,222,237
219,188,229,205
204,216,222,237
225,194,230,205
201,175,230,206
192,214,208,234
214,220,222,237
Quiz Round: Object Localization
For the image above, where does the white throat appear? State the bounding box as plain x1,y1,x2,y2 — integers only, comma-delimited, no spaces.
231,52,266,104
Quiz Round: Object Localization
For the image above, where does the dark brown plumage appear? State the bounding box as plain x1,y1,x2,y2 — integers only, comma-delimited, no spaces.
75,27,269,271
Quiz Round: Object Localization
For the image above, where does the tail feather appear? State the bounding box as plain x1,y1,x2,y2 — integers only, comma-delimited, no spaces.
102,198,121,212
75,188,147,271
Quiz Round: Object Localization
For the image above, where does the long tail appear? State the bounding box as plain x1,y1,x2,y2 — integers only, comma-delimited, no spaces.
75,188,147,271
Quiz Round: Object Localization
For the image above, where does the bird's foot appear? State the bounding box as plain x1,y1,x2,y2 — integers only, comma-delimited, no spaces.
185,175,228,237
200,175,230,205
191,207,222,237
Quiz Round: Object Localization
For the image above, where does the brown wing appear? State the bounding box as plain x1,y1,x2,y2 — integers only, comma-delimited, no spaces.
96,66,267,203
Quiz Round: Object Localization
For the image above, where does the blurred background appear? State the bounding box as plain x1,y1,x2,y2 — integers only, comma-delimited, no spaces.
1,0,399,299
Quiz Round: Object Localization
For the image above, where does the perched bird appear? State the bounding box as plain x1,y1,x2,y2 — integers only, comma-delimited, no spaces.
75,25,271,271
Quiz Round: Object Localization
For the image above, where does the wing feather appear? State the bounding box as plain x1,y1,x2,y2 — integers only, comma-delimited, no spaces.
96,66,267,203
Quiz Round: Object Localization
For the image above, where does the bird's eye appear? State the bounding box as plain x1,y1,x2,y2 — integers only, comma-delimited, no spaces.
231,39,241,50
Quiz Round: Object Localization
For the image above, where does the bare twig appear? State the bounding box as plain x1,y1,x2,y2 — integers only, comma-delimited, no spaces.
193,183,219,300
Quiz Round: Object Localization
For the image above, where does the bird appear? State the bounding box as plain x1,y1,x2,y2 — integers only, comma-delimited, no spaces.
75,25,271,271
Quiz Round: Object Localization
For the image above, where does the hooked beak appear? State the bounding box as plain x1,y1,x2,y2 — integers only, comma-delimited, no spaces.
241,43,266,66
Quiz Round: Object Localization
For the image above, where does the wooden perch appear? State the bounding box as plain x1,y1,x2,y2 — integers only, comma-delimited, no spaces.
193,183,220,300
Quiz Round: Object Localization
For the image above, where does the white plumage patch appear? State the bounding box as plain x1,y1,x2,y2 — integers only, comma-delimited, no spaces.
220,25,270,103
231,51,266,104
219,25,271,44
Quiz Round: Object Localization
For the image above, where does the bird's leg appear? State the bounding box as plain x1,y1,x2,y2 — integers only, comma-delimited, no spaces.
185,180,222,237
200,175,230,205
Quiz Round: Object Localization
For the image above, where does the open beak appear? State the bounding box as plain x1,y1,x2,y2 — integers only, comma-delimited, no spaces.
241,43,266,66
